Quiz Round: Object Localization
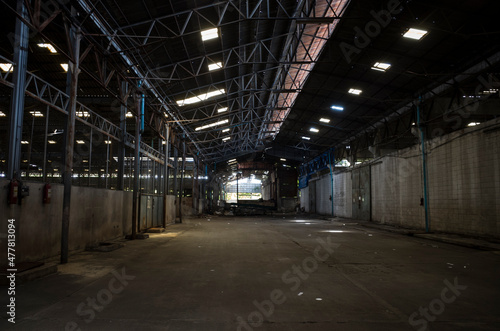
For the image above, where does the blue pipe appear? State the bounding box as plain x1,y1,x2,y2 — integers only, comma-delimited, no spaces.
138,80,145,134
417,97,430,233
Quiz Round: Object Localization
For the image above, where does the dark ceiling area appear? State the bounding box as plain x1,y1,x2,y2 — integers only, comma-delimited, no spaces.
1,0,499,167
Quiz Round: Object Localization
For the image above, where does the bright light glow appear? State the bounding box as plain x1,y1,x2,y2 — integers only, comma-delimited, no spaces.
21,140,29,144
331,105,344,111
48,140,57,144
208,62,223,71
38,43,57,53
0,63,13,72
228,159,236,163
126,112,133,118
348,88,362,95
61,63,69,72
76,140,85,144
105,140,112,144
0,111,6,117
280,158,287,162
310,127,319,133
201,28,219,41
76,111,90,117
222,128,230,132
222,137,231,142
371,62,391,72
218,107,228,113
403,28,428,40
302,136,311,140
195,119,229,131
30,111,44,117
468,122,481,127
320,118,330,123
321,230,345,233
176,89,225,106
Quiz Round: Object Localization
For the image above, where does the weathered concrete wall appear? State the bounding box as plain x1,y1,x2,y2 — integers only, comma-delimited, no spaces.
165,195,176,224
0,182,134,264
299,117,500,238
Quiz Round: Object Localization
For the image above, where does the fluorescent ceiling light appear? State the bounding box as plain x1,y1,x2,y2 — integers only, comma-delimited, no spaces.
371,62,391,72
228,159,236,163
0,63,13,72
201,28,219,41
222,137,231,142
29,111,44,117
348,88,362,95
60,63,69,72
76,140,85,144
280,158,287,162
195,119,229,131
468,122,480,127
302,136,311,140
48,140,57,144
331,105,344,111
21,140,29,144
176,88,225,106
125,112,133,118
76,111,90,117
208,62,223,71
222,128,230,132
320,118,330,123
38,43,57,53
218,107,228,113
310,127,319,133
403,28,428,40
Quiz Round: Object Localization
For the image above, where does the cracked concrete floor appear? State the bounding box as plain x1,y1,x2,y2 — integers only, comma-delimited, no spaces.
1,215,500,330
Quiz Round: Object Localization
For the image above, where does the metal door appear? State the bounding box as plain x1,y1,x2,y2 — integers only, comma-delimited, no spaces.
351,166,371,221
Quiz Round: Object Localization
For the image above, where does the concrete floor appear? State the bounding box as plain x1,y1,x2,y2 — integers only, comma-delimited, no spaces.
1,215,500,330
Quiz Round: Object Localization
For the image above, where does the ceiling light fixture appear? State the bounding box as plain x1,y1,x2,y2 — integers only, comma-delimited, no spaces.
331,105,344,111
222,128,230,132
208,62,223,71
76,140,85,144
125,112,133,118
371,62,391,72
348,88,362,95
29,111,44,117
201,28,219,41
218,107,228,113
320,118,331,123
310,127,319,133
48,140,57,144
280,158,287,162
403,28,428,40
76,111,90,117
176,89,225,106
0,111,6,116
60,63,69,72
21,140,29,144
195,119,229,131
37,43,57,53
222,137,231,142
302,136,311,140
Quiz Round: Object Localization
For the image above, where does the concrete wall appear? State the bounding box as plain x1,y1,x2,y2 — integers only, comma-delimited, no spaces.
299,118,500,238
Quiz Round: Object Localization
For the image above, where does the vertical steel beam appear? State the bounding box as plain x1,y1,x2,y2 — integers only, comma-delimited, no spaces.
7,0,30,180
42,105,49,182
117,81,128,190
179,138,186,223
163,124,169,227
61,24,81,264
131,95,141,239
417,98,430,233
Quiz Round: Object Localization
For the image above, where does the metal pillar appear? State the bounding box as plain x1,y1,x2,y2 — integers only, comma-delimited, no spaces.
163,124,169,227
42,106,49,182
417,98,430,233
7,0,30,180
117,81,128,190
61,25,81,264
179,138,186,223
131,95,141,239
328,150,335,218
173,146,178,219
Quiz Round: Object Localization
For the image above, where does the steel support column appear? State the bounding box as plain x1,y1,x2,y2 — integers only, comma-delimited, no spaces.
117,81,128,190
61,25,81,264
7,0,30,180
163,124,170,227
131,95,141,239
179,138,186,223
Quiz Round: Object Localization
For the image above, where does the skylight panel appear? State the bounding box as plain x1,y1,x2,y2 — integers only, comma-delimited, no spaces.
371,62,391,72
218,107,228,113
60,63,69,72
348,88,362,95
195,119,229,131
38,43,57,53
0,63,13,72
208,62,223,71
176,89,226,106
403,28,428,40
201,28,219,41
